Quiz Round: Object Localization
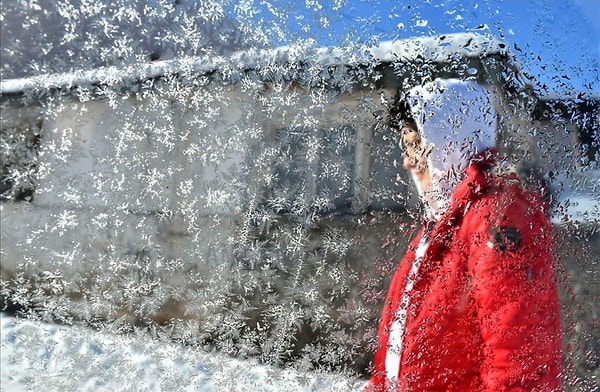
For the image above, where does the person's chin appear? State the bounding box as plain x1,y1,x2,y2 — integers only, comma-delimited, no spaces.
411,169,426,181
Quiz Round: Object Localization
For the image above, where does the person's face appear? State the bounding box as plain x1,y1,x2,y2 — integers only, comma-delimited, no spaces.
400,122,432,192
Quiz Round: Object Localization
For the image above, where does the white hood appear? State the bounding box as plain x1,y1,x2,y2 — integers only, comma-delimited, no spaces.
407,78,497,217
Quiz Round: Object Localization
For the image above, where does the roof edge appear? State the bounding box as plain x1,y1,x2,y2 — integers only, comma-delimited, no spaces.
1,33,508,96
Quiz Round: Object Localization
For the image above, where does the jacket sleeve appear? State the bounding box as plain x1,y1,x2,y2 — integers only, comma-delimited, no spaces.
467,202,563,391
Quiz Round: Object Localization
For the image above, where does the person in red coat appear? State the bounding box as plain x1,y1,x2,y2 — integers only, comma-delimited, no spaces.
367,79,563,391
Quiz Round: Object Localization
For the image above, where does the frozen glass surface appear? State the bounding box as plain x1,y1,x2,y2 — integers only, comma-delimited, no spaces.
1,1,598,390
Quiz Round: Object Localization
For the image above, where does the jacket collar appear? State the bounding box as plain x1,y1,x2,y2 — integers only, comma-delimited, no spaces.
423,148,497,251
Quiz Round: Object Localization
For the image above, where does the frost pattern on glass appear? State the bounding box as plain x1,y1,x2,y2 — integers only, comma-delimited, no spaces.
1,1,598,391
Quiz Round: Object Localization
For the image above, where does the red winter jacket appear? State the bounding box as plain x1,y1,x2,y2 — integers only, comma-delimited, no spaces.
368,156,563,391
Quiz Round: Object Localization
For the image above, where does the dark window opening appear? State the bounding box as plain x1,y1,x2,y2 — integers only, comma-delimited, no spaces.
533,98,599,163
257,125,356,220
0,120,42,202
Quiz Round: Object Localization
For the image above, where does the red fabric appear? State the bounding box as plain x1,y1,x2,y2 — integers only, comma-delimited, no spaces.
368,154,563,391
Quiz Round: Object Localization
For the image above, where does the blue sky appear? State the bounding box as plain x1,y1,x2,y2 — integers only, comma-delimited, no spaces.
2,0,598,98
236,0,599,98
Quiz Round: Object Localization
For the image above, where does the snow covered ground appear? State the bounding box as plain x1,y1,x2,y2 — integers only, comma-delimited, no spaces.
0,313,367,392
